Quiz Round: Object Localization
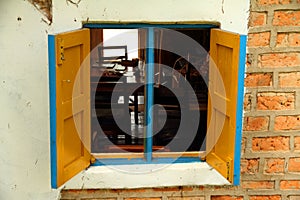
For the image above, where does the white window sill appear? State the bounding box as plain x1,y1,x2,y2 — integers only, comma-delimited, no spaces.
62,162,229,189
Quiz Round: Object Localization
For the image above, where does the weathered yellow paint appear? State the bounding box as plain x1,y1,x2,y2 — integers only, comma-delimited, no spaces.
55,29,91,187
206,29,240,183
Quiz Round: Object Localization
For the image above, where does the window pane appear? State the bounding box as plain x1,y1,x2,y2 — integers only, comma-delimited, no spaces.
90,28,145,153
103,29,138,60
152,28,210,152
90,27,211,155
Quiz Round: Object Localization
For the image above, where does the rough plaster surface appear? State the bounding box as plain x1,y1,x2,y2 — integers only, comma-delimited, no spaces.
0,0,249,199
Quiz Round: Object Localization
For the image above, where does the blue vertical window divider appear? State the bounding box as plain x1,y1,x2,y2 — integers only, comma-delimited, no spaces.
145,27,154,162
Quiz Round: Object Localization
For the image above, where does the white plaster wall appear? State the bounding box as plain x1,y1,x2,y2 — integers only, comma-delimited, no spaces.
0,0,249,199
0,1,58,199
51,0,249,34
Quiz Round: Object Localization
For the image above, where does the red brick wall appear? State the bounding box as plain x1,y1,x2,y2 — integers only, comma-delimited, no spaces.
242,0,300,198
60,0,300,199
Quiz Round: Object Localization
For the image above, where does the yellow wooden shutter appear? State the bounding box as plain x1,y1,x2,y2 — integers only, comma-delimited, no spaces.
206,29,241,183
53,29,92,187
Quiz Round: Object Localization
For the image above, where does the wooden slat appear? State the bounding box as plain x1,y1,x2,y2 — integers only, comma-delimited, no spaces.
206,29,240,183
55,29,91,187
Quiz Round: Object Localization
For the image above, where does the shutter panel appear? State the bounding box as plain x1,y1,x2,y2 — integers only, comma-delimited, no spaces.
206,29,245,184
49,29,92,188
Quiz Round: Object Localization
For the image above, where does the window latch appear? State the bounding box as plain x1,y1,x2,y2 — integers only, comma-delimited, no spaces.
226,158,233,181
57,38,65,65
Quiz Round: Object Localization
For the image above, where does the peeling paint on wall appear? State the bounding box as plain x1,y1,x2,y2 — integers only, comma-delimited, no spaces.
27,0,52,24
66,0,82,7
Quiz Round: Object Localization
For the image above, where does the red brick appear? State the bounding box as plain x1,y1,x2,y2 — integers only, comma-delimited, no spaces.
249,196,281,200
211,196,243,200
289,196,300,200
295,137,300,150
211,186,239,191
243,116,269,131
242,137,246,154
280,180,300,190
264,158,285,173
245,73,272,87
273,11,300,26
111,189,148,194
125,198,161,200
274,116,300,130
277,33,288,46
277,33,300,47
242,181,275,189
288,157,300,172
258,53,300,68
81,199,116,200
240,158,260,174
252,136,290,151
249,12,267,27
168,197,205,200
246,54,254,67
244,94,251,111
279,72,300,87
153,187,180,192
257,92,295,110
248,32,271,47
289,33,300,46
181,187,194,191
258,0,291,4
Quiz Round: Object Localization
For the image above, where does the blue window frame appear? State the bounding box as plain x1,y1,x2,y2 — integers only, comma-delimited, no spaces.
84,23,218,161
49,23,246,188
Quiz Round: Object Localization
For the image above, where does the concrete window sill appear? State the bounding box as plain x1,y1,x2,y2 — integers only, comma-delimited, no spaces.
62,162,229,189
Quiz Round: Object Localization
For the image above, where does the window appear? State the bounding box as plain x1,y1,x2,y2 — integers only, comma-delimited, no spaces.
48,23,246,188
90,27,210,155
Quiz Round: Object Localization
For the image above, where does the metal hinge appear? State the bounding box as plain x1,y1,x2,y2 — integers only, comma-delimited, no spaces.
90,156,96,164
226,159,232,181
57,38,64,65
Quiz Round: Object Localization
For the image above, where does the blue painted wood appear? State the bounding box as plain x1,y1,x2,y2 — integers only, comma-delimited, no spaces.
83,23,218,29
48,35,57,189
145,27,155,162
233,34,247,186
91,157,202,166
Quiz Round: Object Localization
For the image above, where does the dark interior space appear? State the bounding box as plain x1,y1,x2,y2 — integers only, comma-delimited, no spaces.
90,28,210,153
